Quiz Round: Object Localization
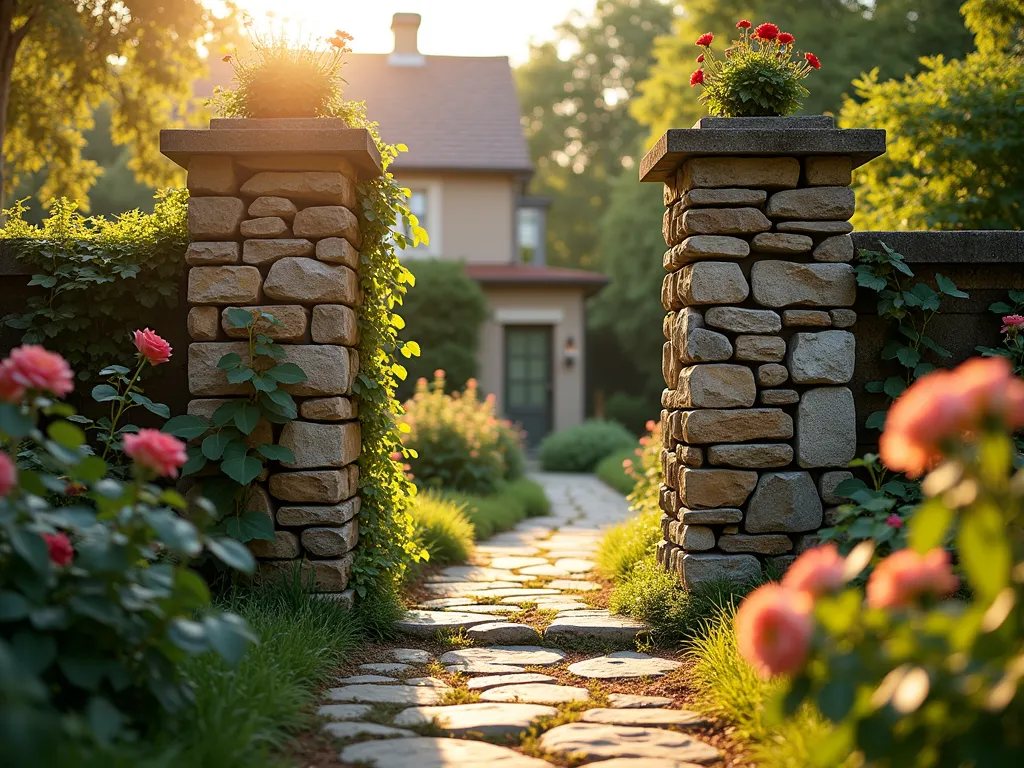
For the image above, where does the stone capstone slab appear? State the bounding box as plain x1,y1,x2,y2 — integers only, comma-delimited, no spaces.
292,205,360,245
787,330,856,384
567,651,681,680
187,156,237,196
340,737,553,768
263,257,358,305
188,342,351,396
326,684,442,705
746,471,823,532
279,421,360,469
704,307,781,334
580,708,710,728
480,684,589,705
240,171,356,208
269,470,353,503
544,613,648,644
676,364,755,408
439,646,566,668
538,722,720,764
679,553,762,590
797,387,857,468
766,186,856,220
752,232,813,254
467,673,557,691
466,623,541,644
188,197,245,240
395,611,499,638
187,266,261,305
681,207,772,236
678,409,793,444
751,261,856,308
681,157,800,189
394,702,557,738
222,304,308,341
679,468,757,509
707,443,793,469
276,497,359,527
186,241,240,265
678,262,749,305
607,693,674,709
242,238,314,265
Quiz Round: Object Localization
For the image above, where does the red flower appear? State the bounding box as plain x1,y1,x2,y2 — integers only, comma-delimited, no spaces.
0,451,16,498
133,328,172,366
736,19,752,29
805,52,822,69
777,32,795,45
696,54,704,63
695,32,714,47
690,69,704,87
1001,314,1024,333
886,514,904,529
43,533,74,567
755,23,780,41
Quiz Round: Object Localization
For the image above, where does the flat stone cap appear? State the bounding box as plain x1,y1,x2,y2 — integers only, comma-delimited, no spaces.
852,231,1024,265
640,115,886,182
161,118,383,180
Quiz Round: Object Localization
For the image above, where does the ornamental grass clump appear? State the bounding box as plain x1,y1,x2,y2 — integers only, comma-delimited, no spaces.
690,20,822,118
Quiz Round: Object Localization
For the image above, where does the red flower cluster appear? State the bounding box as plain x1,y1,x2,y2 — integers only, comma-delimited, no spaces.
754,22,779,40
690,69,704,87
777,32,795,45
736,19,752,29
695,32,714,46
43,533,74,567
696,54,704,63
805,52,821,69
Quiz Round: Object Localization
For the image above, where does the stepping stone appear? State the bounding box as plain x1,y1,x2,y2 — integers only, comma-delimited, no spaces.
336,674,396,684
588,760,715,768
475,545,541,557
568,651,682,680
464,588,562,599
466,672,557,691
341,736,552,767
607,693,674,709
538,723,720,764
424,581,520,594
393,702,557,738
554,558,596,573
488,556,549,570
581,708,711,728
446,604,520,615
317,703,371,720
395,610,497,638
419,597,475,608
544,551,600,560
467,622,541,644
440,645,566,668
427,566,521,582
547,579,601,591
517,564,572,577
361,662,412,674
322,721,414,740
544,613,648,644
393,648,432,664
445,662,527,675
326,684,443,705
480,683,589,705
404,677,451,688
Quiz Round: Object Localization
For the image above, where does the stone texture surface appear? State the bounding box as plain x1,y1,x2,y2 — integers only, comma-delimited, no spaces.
757,363,789,387
187,306,219,341
240,171,356,207
718,534,794,555
301,523,358,556
676,364,755,408
820,470,854,504
276,498,360,527
311,304,358,345
681,188,767,208
664,235,749,269
300,396,356,421
761,389,800,405
188,197,245,240
750,261,856,308
269,470,353,502
682,157,800,189
392,648,432,664
830,309,858,328
242,238,314,265
752,232,813,254
788,330,856,384
797,387,857,468
679,468,757,508
581,708,710,728
316,236,359,268
263,257,358,305
394,702,557,738
248,530,299,559
680,553,762,590
814,234,855,262
539,723,720,764
734,335,786,362
466,623,541,644
777,220,854,235
292,205,360,244
186,241,240,265
187,266,261,305
568,652,681,680
340,737,552,768
783,309,831,326
678,525,715,550
805,156,852,186
544,613,648,644
679,508,743,525
240,217,290,239
480,683,590,705
746,472,823,532
221,304,308,341
466,673,557,691
441,646,566,667
707,443,793,469
327,684,443,705
280,421,360,469
261,553,353,592
188,157,237,196
681,207,771,236
766,186,856,220
678,262,749,305
317,703,372,721
188,342,351,396
674,309,734,363
679,408,793,443
248,196,298,219
395,611,500,638
607,694,674,709
704,307,781,334
321,721,413,740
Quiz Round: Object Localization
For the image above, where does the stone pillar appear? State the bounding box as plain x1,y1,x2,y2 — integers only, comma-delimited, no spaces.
640,116,886,590
161,119,383,596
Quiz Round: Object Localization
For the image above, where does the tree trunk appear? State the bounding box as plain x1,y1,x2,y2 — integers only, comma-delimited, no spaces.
0,1,38,212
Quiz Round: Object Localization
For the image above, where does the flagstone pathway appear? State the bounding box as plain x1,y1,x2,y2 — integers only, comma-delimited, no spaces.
321,473,723,767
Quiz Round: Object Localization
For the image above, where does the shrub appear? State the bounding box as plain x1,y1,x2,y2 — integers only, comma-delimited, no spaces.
499,477,550,518
408,492,475,566
441,479,547,540
595,448,637,495
604,391,659,436
538,419,636,473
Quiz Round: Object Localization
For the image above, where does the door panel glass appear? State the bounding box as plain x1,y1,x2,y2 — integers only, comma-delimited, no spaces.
504,326,553,448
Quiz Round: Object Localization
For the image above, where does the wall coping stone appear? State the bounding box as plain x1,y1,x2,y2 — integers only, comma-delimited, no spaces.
852,231,1024,265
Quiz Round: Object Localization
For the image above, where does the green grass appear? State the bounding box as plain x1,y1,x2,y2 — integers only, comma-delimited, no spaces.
409,491,475,566
595,448,637,495
443,477,549,540
595,506,661,581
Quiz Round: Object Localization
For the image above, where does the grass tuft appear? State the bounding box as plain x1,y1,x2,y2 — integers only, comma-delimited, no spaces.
435,627,474,650
595,448,638,495
408,491,476,566
595,507,662,582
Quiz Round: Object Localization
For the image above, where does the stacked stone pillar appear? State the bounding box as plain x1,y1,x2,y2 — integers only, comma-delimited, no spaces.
641,117,885,590
162,120,383,597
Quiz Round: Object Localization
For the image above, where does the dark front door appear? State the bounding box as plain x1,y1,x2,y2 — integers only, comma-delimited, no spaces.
504,326,553,449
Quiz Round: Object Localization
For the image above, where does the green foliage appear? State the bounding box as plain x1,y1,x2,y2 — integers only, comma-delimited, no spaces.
499,477,551,518
538,419,636,473
1,191,189,379
596,506,660,582
962,0,1024,53
978,290,1024,376
442,479,548,541
595,449,638,495
396,259,488,400
408,492,475,567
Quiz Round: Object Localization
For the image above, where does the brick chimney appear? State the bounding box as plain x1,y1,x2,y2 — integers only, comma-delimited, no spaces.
390,13,424,65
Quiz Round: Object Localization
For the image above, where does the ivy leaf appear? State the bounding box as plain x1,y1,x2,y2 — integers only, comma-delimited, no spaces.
86,697,125,745
211,400,244,427
223,509,276,543
91,384,120,403
129,392,170,418
403,340,421,357
202,431,234,461
181,448,208,477
864,381,885,394
882,377,906,400
989,301,1014,314
226,367,255,384
266,363,308,384
865,410,887,430
98,365,131,377
11,531,50,573
895,346,921,369
234,403,262,435
257,444,295,463
220,455,262,485
207,537,256,574
251,375,277,392
217,353,243,370
162,415,210,440
223,307,255,329
934,273,968,298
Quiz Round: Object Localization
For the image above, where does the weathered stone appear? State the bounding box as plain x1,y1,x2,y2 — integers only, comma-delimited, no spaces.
677,364,755,408
814,234,855,262
279,421,360,469
467,623,541,644
805,156,852,186
680,409,793,443
708,443,793,468
662,206,676,246
187,266,261,305
677,444,704,468
466,673,556,691
544,613,648,644
681,207,771,236
392,648,432,664
680,188,767,208
606,694,674,709
300,396,356,421
734,335,785,362
269,470,354,503
394,702,557,738
538,723,720,764
788,330,856,384
820,470,854,504
678,262,749,305
261,553,354,592
581,708,709,728
746,472,823,532
680,553,762,590
679,507,743,525
662,341,680,389
757,363,789,387
677,524,714,550
242,238,314,265
340,737,552,768
310,304,359,345
186,241,240,265
292,205,360,245
248,196,298,219
797,387,857,468
317,703,372,721
661,272,680,311
326,683,443,705
682,157,800,189
316,236,359,268
830,309,858,328
553,557,596,573
188,197,245,240
248,530,299,560
547,579,600,591
262,257,358,305
277,497,360,527
221,305,308,341
783,309,831,326
301,522,358,557
321,721,413,740
240,171,356,208
396,611,500,638
673,309,734,363
240,217,290,239
750,261,856,307
188,343,351,396
567,651,681,680
776,220,854,235
440,646,566,668
481,683,590,705
187,306,220,341
704,307,781,334
187,157,237,196
663,235,749,270
752,232,813,254
679,468,757,509
766,187,856,220
719,534,793,555
761,389,800,405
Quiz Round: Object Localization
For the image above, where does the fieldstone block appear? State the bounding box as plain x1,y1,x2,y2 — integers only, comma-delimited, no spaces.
680,409,793,444
249,530,300,560
734,335,785,362
261,553,355,592
673,309,733,363
805,156,852,186
270,470,355,503
187,156,237,196
830,309,858,328
797,387,857,468
678,262,749,305
662,207,676,246
222,305,309,342
240,217,290,239
783,310,831,327
775,220,854,235
761,389,800,405
661,273,680,311
746,472,823,533
662,342,680,389
293,206,360,245
280,421,360,469
787,330,856,384
750,261,856,308
243,239,315,266
707,443,793,469
249,196,298,219
187,266,261,305
300,396,357,421
187,307,220,341
240,171,356,208
704,307,781,334
820,470,854,505
680,188,767,209
681,207,771,236
680,553,761,590
186,241,240,266
317,237,360,268
263,258,358,305
813,234,855,263
277,497,361,527
757,363,789,387
188,197,245,240
678,525,715,551
678,468,757,509
301,521,359,557
188,342,351,396
676,444,704,468
679,507,742,525
311,305,359,345
664,236,749,270
751,233,813,254
677,364,755,408
718,534,793,555
766,187,856,220
681,157,799,190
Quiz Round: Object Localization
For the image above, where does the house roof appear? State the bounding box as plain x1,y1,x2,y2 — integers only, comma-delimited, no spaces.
465,264,608,296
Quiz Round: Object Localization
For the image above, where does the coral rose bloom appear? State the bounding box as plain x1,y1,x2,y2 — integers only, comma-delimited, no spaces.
133,328,172,365
3,345,74,396
735,584,813,678
755,22,780,40
1001,314,1024,333
124,429,188,478
0,451,17,497
782,544,844,597
867,548,959,609
0,361,25,403
42,532,74,567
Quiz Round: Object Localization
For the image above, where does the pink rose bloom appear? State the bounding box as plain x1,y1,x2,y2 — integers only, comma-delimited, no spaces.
867,548,959,610
1001,314,1024,334
123,429,188,478
736,584,813,678
886,514,903,529
0,360,25,403
782,544,844,597
2,345,74,397
950,356,1024,431
42,532,74,567
133,328,172,365
646,420,657,433
0,451,17,497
